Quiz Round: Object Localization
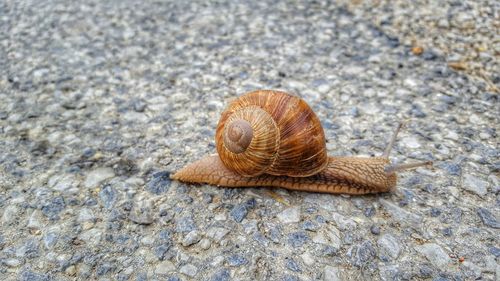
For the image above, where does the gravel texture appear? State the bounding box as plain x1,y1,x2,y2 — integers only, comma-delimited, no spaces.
1,0,499,280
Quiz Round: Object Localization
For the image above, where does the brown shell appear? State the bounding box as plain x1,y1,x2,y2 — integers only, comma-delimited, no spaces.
215,90,328,177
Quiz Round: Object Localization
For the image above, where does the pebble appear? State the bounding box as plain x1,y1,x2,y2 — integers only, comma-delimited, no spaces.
154,260,175,275
84,167,115,188
2,205,19,224
439,162,462,176
401,137,421,149
277,207,301,224
99,185,117,209
230,204,248,223
199,238,211,250
48,174,77,192
179,264,198,277
348,240,376,267
175,216,196,233
331,213,357,230
379,265,400,281
462,174,488,197
209,268,231,281
182,230,201,246
41,196,65,220
79,228,103,247
370,225,381,235
323,266,341,281
77,208,96,222
377,234,401,261
477,208,500,229
129,202,154,225
288,231,309,248
415,243,451,267
4,258,22,267
379,199,422,226
489,246,500,257
146,171,171,194
27,210,44,229
43,232,58,249
300,252,315,266
227,254,248,267
19,270,50,281
206,227,230,242
285,258,301,272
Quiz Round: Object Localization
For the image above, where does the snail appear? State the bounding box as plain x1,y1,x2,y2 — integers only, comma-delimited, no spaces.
171,90,432,195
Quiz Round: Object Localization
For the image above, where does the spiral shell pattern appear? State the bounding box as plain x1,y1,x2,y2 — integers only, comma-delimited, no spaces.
215,90,328,177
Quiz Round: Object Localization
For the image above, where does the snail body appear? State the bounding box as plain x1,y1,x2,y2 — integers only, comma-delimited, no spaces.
172,90,431,195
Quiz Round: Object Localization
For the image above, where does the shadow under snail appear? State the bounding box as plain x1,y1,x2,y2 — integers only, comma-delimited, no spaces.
171,90,432,195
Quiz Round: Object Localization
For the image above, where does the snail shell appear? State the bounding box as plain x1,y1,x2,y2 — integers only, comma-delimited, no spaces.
215,90,328,177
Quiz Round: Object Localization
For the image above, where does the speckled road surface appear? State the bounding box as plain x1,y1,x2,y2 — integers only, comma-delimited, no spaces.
1,1,498,280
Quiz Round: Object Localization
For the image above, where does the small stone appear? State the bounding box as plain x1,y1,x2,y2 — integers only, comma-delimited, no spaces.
77,208,96,222
463,174,488,197
286,258,301,272
370,225,381,235
331,213,357,230
129,202,154,225
302,220,319,231
146,171,171,194
379,199,422,226
377,234,401,261
180,264,198,277
489,246,500,257
439,162,461,176
95,262,115,276
379,265,400,281
43,232,58,249
401,137,421,149
324,266,341,281
4,258,22,267
2,205,19,224
300,252,314,266
477,208,500,229
79,228,103,246
227,254,248,267
277,207,301,224
78,264,92,278
419,265,433,278
288,231,309,248
199,238,211,250
442,227,453,236
84,167,115,188
175,216,196,233
243,219,258,234
154,243,172,260
99,185,117,209
230,204,248,223
41,196,66,220
155,260,175,275
210,268,230,281
206,227,230,242
27,210,44,229
312,225,342,250
65,265,76,276
48,174,77,192
16,239,40,259
348,240,376,267
19,270,50,281
415,243,451,267
182,230,201,246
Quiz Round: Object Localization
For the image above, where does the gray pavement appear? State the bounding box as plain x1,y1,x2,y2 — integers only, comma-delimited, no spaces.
0,1,498,280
